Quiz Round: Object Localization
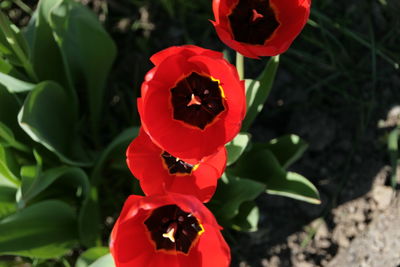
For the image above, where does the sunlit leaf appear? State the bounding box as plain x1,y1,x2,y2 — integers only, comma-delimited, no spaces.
0,57,27,80
225,133,251,166
0,146,20,188
267,172,321,204
230,148,320,204
230,201,259,232
76,247,110,267
207,174,265,224
0,186,17,219
0,72,36,93
242,55,279,131
88,253,115,267
0,200,78,258
0,122,30,152
259,134,308,169
0,11,32,76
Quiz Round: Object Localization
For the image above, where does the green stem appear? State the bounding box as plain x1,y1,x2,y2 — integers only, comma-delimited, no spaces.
236,52,244,80
13,0,33,15
0,11,37,81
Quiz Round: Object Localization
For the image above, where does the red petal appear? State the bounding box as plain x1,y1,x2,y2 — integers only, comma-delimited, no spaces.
149,252,180,267
190,224,231,267
212,0,311,57
111,194,230,266
140,45,245,160
127,129,226,202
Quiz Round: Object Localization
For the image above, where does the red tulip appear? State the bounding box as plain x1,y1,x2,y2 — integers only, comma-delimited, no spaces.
126,128,227,203
110,194,231,267
138,45,246,161
212,0,311,58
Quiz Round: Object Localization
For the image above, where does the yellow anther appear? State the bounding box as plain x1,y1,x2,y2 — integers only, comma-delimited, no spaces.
162,227,176,243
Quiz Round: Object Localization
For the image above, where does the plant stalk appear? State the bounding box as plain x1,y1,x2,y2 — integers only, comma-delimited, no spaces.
236,52,244,80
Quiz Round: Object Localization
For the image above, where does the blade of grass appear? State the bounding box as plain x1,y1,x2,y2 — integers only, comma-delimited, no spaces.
311,8,399,70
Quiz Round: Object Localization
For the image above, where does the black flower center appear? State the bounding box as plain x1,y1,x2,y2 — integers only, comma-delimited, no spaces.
171,72,225,130
228,0,280,45
144,205,204,254
161,151,194,175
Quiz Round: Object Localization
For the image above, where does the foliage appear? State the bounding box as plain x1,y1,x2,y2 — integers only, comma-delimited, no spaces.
0,0,125,264
0,0,323,265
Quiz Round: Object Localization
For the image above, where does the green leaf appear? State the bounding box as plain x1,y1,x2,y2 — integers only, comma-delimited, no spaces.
78,188,100,248
0,84,20,127
230,201,259,232
207,174,265,224
76,247,110,267
0,11,36,80
230,149,320,204
18,164,96,245
225,133,251,166
91,127,139,185
18,81,92,166
0,122,30,152
267,172,321,204
24,0,73,90
241,55,279,131
19,166,90,206
0,57,13,73
261,134,308,169
0,85,29,143
49,0,116,130
160,0,175,17
0,200,78,258
19,165,38,201
0,56,27,79
0,186,17,219
88,253,115,267
0,72,36,93
0,146,20,188
19,150,43,199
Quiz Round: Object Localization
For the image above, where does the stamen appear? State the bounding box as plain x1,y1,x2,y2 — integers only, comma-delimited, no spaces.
251,9,264,22
171,72,225,129
144,205,204,254
228,0,280,45
162,222,177,243
187,94,202,106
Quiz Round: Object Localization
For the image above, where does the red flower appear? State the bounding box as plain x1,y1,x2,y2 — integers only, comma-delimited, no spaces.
126,128,227,203
138,45,246,161
212,0,311,58
110,194,231,267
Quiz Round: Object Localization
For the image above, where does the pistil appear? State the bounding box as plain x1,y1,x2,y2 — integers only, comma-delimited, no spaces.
187,94,202,106
251,9,264,22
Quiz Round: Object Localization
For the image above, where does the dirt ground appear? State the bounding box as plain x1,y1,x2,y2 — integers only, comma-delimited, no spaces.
231,73,400,266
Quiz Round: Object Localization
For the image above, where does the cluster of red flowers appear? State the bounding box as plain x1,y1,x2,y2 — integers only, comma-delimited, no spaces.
110,0,311,266
112,45,244,267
